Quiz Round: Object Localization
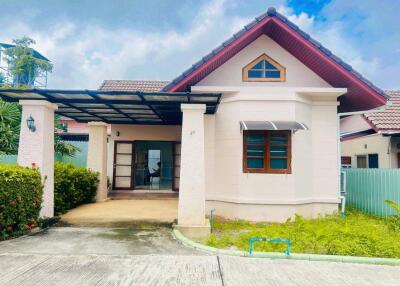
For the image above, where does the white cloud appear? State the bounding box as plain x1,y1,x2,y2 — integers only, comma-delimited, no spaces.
277,6,315,32
277,4,380,80
1,0,391,89
2,0,246,89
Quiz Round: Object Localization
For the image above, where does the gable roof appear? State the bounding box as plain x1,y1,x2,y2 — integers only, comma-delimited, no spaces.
99,80,169,92
163,7,388,112
363,90,400,133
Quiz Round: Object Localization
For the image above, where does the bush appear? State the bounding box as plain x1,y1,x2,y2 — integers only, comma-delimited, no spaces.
54,163,98,215
385,199,400,231
0,164,43,239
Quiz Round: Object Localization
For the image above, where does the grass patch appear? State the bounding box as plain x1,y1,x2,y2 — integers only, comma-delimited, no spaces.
204,209,400,258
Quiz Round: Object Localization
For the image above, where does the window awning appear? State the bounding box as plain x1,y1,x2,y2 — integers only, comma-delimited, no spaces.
240,121,308,131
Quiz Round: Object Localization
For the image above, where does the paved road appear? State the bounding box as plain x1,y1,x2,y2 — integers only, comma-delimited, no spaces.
0,227,399,286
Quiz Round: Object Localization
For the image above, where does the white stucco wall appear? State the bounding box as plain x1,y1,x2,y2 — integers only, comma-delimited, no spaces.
194,34,341,222
200,89,340,222
198,34,330,88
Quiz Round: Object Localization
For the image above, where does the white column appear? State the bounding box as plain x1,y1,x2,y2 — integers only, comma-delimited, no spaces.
178,104,207,226
87,122,108,202
18,100,57,218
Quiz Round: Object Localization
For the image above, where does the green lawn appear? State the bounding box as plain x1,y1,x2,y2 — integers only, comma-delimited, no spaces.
204,210,400,258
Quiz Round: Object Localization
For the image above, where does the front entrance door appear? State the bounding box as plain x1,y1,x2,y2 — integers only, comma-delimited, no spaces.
134,141,174,190
113,141,178,191
113,142,134,190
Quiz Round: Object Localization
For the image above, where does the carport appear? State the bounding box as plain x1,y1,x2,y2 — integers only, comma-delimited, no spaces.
0,88,221,236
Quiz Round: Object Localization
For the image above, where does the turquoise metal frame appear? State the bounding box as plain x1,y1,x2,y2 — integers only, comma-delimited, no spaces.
249,237,291,256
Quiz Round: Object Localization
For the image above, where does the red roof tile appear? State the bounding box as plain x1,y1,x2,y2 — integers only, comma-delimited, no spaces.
99,80,169,92
364,91,400,132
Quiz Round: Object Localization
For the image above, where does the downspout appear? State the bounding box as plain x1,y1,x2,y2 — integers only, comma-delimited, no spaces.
337,102,391,216
387,136,392,168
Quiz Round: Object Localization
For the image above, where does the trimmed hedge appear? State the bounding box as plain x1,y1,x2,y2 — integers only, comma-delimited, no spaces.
54,163,98,215
0,165,43,239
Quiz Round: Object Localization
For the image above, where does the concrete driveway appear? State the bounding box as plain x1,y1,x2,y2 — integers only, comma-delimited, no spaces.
0,226,399,286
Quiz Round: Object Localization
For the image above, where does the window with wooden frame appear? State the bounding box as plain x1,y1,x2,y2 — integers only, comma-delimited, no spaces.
242,54,286,82
243,130,291,174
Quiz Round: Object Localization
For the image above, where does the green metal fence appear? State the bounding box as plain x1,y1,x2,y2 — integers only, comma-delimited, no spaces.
343,169,400,218
0,140,88,167
55,141,88,167
0,154,17,164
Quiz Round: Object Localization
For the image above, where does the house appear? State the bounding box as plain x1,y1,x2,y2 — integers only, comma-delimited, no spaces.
0,7,388,238
341,91,400,168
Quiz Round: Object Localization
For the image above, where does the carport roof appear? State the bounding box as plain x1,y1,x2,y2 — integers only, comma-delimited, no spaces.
0,88,221,125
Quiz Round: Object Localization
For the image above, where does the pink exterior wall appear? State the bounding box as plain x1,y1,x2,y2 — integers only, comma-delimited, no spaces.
340,115,372,134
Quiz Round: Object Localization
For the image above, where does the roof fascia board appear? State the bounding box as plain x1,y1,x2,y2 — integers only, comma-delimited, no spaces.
270,18,386,106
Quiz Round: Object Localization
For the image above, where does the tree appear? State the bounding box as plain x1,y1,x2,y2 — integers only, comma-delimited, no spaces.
0,99,80,157
3,37,53,87
0,38,79,157
54,115,80,157
0,100,20,154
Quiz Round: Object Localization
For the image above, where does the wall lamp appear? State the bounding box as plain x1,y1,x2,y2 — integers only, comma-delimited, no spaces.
27,115,36,132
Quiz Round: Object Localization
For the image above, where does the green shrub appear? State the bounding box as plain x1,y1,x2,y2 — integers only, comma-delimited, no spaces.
205,210,400,258
54,163,98,215
0,164,43,239
385,200,400,232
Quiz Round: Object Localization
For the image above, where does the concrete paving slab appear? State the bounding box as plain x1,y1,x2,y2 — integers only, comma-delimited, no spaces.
219,255,400,286
60,199,178,226
0,227,201,255
1,227,400,285
0,254,221,286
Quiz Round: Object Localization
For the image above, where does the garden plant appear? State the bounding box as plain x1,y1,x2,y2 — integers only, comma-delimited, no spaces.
205,209,400,258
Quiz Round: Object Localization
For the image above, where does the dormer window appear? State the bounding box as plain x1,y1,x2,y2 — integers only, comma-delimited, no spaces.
243,54,286,82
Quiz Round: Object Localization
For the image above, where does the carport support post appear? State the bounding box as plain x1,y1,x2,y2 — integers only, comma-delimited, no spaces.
17,100,58,218
175,104,210,239
87,122,108,202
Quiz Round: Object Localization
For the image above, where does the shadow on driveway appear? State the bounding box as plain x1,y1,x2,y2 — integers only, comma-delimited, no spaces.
0,224,204,256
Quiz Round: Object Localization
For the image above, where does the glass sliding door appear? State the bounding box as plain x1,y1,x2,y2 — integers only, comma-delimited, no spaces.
134,141,174,190
113,142,134,189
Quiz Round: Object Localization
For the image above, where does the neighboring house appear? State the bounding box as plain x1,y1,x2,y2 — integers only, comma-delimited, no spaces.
0,7,389,236
341,91,400,169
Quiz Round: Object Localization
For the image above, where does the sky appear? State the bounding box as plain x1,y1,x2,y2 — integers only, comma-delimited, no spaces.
0,0,399,90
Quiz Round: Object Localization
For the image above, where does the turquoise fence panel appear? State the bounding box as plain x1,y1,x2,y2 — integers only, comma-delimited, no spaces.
0,141,88,167
0,154,17,164
55,140,88,167
343,169,400,218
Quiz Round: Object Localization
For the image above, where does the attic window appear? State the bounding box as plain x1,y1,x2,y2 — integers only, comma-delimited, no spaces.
243,54,286,82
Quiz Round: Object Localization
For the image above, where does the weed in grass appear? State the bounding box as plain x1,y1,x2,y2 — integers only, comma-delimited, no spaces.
204,210,400,258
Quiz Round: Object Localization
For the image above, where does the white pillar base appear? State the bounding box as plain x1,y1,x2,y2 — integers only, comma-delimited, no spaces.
174,219,211,240
17,100,57,218
87,122,108,202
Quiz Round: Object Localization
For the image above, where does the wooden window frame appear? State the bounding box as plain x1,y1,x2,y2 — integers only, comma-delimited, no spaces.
242,53,286,82
243,130,291,174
